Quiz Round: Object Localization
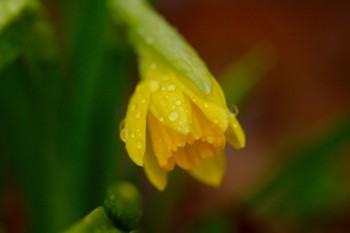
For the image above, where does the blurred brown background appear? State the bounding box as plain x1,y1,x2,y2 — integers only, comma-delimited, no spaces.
148,0,350,232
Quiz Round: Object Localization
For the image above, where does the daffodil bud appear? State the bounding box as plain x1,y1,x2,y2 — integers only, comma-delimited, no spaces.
104,182,143,232
113,0,245,191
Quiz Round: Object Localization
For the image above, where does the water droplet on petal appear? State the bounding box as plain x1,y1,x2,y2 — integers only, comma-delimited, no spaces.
149,80,159,92
167,84,176,91
136,141,142,149
175,100,182,105
131,104,137,111
136,111,141,119
159,117,164,122
169,111,179,121
119,119,125,131
228,104,239,116
131,132,136,138
120,128,129,142
204,103,209,109
207,136,214,143
146,37,154,44
150,63,157,70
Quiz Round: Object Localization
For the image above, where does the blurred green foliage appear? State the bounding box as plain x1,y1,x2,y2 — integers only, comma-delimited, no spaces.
246,113,350,227
1,0,131,232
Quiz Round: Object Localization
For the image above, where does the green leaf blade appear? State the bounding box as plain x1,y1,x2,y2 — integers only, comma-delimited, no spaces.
109,0,213,94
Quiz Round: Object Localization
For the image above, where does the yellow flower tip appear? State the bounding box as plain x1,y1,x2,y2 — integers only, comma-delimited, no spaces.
120,57,245,190
225,112,246,149
189,153,226,187
143,145,168,191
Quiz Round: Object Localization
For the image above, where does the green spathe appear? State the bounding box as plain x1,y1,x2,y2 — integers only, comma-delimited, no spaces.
109,0,213,94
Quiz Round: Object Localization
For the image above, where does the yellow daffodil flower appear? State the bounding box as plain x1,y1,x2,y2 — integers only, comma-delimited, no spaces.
111,0,245,190
120,54,245,191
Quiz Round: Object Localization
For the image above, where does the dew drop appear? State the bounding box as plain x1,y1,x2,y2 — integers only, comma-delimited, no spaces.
131,104,137,111
146,37,154,44
131,132,136,138
175,100,182,105
136,111,141,119
120,128,129,142
168,111,179,121
167,84,176,91
207,136,214,143
7,2,18,13
204,103,209,108
150,63,157,70
228,104,239,116
119,119,125,131
159,117,164,122
149,80,159,92
136,141,142,149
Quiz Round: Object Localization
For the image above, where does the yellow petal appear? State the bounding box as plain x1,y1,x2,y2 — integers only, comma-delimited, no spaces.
188,152,226,187
121,81,151,166
147,112,172,167
172,147,192,169
144,137,168,191
172,74,229,131
225,113,245,149
148,77,192,135
190,103,226,148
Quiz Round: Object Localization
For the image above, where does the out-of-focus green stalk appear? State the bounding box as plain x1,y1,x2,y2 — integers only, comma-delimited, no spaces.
58,0,131,228
220,43,278,105
62,207,123,233
58,0,113,226
0,2,65,232
246,113,350,221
